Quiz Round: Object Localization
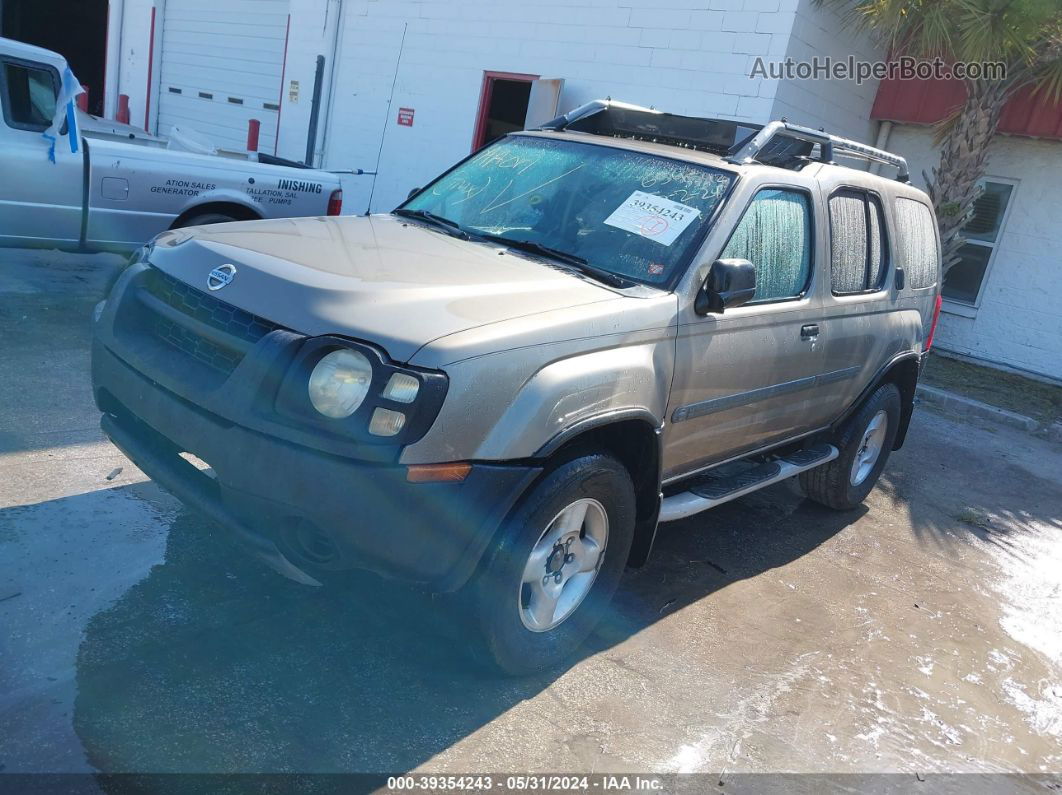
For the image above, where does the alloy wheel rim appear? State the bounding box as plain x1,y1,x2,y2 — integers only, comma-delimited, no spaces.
850,410,888,486
518,498,609,632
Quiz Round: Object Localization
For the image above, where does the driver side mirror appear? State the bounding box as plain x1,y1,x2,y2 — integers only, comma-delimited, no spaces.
695,258,757,315
407,187,421,200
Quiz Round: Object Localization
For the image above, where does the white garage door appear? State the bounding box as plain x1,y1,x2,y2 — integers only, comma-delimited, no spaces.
157,0,289,153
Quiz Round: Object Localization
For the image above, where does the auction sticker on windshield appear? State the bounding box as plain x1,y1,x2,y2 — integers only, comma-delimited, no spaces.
604,190,700,246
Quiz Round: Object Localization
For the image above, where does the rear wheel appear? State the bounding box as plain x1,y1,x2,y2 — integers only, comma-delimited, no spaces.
465,452,636,675
800,382,901,510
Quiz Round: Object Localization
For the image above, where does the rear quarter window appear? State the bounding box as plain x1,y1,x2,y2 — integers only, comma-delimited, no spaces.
829,189,888,294
893,197,939,289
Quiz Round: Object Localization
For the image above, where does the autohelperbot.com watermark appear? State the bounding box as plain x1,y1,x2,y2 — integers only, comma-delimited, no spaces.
751,55,1007,85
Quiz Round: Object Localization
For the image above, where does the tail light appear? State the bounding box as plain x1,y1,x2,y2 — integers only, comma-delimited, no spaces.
925,293,943,351
327,189,343,216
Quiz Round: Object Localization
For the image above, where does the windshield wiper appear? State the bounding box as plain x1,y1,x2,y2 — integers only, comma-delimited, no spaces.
475,233,633,288
392,208,470,240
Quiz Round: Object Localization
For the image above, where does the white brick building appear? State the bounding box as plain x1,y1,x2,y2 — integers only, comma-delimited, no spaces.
1,0,1059,381
94,0,879,213
879,128,1062,382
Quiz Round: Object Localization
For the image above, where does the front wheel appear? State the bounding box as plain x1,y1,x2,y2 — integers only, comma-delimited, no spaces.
800,382,901,511
465,452,636,675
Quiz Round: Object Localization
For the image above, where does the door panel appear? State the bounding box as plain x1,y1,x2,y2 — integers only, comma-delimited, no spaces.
662,185,833,481
523,78,564,129
0,58,82,246
818,187,897,418
664,301,829,480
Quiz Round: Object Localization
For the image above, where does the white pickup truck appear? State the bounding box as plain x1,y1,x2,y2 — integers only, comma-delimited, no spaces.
0,37,344,253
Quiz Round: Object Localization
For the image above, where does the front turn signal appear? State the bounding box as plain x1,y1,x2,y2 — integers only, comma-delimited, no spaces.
406,462,472,483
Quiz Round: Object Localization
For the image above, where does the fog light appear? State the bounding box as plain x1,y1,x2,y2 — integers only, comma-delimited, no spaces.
383,373,420,403
369,408,406,436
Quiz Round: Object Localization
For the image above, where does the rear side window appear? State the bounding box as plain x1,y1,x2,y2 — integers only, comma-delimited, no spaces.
721,188,812,302
829,189,888,294
894,198,939,289
1,61,58,131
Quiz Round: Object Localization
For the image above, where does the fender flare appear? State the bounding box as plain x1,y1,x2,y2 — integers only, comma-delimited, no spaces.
833,351,922,450
534,407,663,458
173,188,264,223
534,408,664,569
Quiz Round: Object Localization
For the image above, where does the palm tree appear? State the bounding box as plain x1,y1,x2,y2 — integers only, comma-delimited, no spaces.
816,0,1062,272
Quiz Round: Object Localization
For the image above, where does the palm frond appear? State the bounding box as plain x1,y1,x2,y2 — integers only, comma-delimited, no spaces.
813,0,924,51
954,0,1024,64
1028,31,1062,100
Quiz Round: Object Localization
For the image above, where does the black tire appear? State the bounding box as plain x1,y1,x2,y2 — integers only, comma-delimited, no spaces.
175,212,240,228
464,451,636,675
800,382,901,511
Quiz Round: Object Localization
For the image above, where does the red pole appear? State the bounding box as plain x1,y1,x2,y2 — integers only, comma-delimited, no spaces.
117,95,130,125
77,87,89,112
247,119,261,152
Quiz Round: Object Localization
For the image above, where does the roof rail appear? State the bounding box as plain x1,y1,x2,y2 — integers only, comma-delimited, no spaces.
726,120,910,182
538,100,909,181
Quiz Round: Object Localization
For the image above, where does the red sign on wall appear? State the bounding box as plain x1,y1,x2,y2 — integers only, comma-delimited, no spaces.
397,107,415,127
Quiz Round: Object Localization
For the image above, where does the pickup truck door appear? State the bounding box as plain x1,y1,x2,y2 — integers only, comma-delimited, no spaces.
0,57,83,247
662,182,837,482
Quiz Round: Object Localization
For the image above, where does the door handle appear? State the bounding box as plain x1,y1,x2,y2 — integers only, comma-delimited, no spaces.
800,324,820,340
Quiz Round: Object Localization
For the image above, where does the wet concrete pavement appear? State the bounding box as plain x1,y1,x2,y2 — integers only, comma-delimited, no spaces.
1,249,1061,776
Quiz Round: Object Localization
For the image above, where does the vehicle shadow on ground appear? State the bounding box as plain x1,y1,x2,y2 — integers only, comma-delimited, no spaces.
69,480,861,778
876,427,1062,558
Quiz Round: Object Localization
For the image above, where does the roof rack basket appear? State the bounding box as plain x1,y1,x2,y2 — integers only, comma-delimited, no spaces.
725,120,910,182
540,99,910,182
539,99,763,157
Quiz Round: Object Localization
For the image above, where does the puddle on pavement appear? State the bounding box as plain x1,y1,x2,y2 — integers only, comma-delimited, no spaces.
984,517,1062,743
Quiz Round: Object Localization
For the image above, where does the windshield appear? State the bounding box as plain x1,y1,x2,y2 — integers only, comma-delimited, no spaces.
401,135,735,285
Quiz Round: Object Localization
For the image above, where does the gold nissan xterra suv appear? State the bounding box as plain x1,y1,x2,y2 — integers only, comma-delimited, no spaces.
93,100,943,673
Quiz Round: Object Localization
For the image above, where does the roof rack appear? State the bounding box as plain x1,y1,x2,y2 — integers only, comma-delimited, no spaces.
726,120,910,182
539,99,763,158
539,99,910,182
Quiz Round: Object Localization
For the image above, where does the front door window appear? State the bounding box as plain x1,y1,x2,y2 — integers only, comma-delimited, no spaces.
720,187,812,301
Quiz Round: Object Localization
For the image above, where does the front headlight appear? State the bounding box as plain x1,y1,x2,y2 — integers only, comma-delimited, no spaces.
308,349,373,418
275,336,448,448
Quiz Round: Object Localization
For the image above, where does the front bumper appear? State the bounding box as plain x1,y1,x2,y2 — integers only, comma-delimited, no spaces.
93,340,540,591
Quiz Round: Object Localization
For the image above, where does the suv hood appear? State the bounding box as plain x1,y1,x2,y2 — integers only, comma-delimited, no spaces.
150,214,618,363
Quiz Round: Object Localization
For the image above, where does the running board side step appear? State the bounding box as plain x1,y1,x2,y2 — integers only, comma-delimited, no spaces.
659,444,839,522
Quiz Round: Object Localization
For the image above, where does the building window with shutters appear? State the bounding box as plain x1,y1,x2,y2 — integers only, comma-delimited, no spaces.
942,179,1017,307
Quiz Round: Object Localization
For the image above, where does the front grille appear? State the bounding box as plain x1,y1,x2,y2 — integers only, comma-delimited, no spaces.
140,268,283,375
153,314,244,373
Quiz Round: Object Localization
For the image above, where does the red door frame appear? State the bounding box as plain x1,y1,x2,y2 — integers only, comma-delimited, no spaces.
470,70,539,152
